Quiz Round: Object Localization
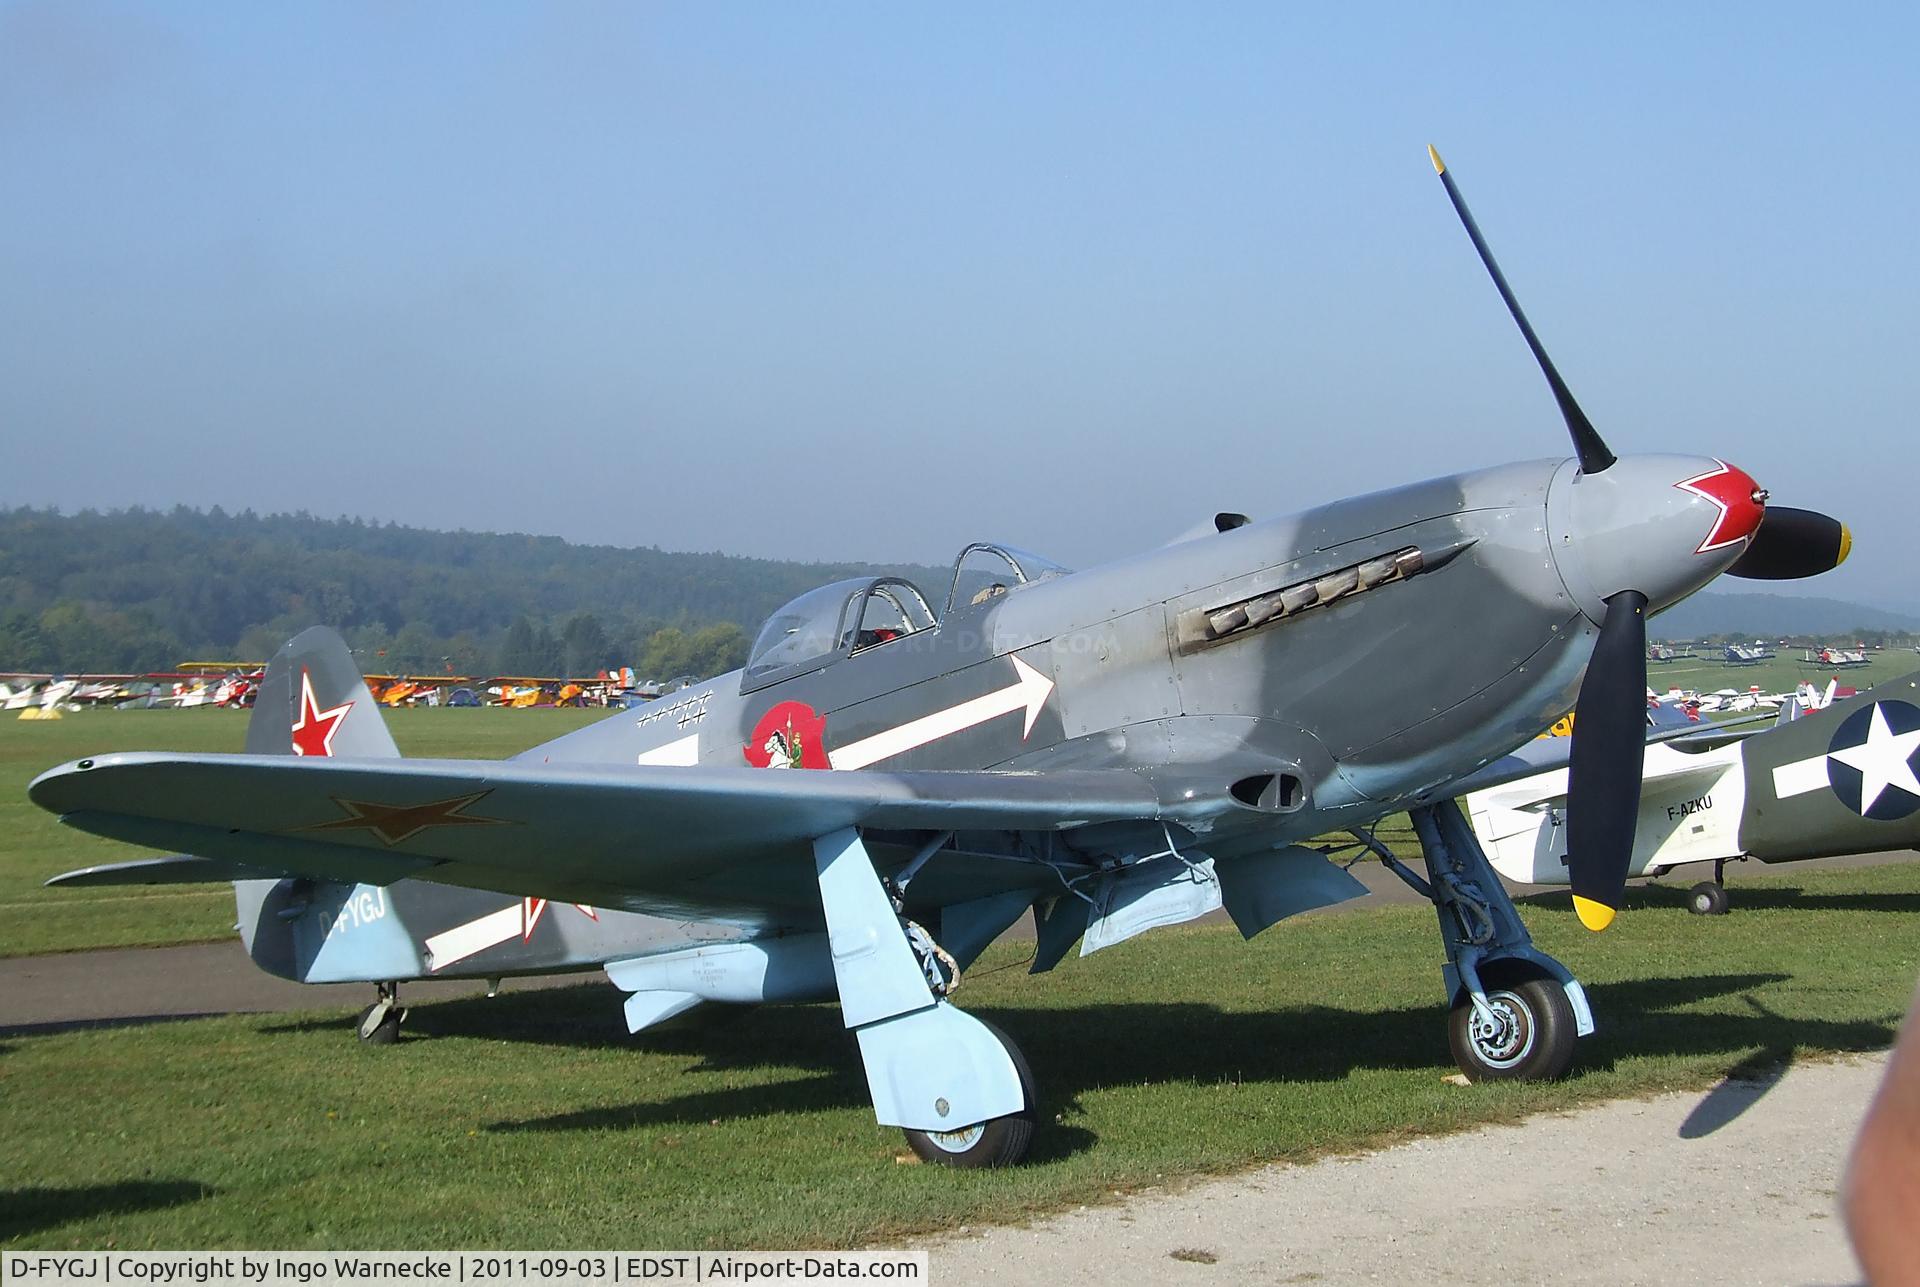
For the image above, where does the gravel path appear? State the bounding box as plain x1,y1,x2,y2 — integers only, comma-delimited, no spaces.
930,1054,1879,1286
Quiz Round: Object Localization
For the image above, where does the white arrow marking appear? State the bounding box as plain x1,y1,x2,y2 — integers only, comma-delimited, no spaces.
424,897,597,972
827,654,1055,771
424,905,521,971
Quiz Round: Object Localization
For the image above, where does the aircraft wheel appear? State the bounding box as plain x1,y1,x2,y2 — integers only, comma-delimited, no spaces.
356,1002,402,1045
1447,960,1576,1083
901,1021,1035,1168
1687,881,1730,916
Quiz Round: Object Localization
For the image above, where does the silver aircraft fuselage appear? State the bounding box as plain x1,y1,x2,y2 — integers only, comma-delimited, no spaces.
534,452,1754,876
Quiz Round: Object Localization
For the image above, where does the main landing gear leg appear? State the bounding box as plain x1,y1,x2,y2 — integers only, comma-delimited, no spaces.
812,827,1034,1167
1405,801,1593,1082
357,981,404,1045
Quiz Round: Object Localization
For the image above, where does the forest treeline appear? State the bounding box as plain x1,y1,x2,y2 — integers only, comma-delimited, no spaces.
0,506,940,679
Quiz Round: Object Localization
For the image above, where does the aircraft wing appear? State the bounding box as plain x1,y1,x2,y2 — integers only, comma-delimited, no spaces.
31,753,1165,926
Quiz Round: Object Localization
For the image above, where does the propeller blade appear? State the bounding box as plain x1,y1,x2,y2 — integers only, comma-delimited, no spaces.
1429,145,1616,475
1725,506,1852,580
1564,589,1649,930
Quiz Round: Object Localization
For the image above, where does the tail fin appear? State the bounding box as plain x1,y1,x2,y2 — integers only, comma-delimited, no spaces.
245,626,399,758
237,627,406,981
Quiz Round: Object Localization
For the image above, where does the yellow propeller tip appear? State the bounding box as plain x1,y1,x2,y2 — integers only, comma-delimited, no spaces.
1427,144,1446,175
1837,524,1852,567
1572,895,1616,932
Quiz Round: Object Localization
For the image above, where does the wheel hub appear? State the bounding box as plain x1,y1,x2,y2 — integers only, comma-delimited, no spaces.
1468,991,1537,1068
921,1122,988,1154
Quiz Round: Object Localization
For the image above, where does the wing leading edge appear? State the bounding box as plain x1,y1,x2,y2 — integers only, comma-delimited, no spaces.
31,753,1165,921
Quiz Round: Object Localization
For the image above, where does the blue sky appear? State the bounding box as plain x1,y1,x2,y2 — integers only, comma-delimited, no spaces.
1,3,1913,605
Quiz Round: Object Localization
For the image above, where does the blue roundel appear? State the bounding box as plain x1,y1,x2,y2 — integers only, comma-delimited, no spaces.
1826,700,1920,820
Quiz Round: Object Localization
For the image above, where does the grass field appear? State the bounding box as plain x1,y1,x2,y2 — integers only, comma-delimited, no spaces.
3,859,1914,1249
0,707,610,957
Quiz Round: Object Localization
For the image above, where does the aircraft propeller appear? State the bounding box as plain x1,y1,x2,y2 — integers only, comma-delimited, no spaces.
1427,146,1849,930
1427,145,1615,475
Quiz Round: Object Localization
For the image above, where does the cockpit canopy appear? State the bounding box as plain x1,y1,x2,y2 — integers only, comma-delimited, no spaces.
942,542,1070,618
743,577,936,689
741,543,1072,693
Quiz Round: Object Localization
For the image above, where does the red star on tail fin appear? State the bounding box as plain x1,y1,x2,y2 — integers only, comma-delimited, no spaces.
290,669,353,757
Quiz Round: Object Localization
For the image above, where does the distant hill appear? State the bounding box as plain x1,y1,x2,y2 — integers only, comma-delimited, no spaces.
11,505,1912,673
1650,592,1920,641
0,506,941,675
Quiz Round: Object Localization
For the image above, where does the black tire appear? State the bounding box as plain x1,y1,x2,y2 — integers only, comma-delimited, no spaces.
1447,959,1577,1082
357,1003,402,1046
1688,881,1730,916
902,1019,1035,1168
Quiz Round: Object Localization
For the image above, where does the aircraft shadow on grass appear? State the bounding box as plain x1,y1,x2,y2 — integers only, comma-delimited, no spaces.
0,1013,230,1041
1517,885,1920,916
0,1180,214,1241
374,971,1898,1157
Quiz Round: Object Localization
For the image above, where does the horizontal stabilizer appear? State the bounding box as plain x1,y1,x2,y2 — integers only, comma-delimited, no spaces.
47,854,286,888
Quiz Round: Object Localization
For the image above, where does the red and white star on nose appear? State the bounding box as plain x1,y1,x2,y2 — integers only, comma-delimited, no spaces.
1674,459,1766,555
290,668,353,757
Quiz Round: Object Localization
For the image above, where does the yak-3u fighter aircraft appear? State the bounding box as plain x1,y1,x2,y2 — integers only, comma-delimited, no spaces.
31,151,1851,1167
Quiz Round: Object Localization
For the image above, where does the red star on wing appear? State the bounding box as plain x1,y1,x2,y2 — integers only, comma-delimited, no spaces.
291,669,354,757
292,789,513,846
1674,458,1766,555
521,898,599,941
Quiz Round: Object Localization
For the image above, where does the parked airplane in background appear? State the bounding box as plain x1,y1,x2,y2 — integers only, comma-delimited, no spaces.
31,150,1851,1167
1462,672,1913,914
1725,642,1774,665
1810,645,1871,668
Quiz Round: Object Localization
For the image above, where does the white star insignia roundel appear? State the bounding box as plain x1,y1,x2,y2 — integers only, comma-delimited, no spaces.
1770,700,1920,819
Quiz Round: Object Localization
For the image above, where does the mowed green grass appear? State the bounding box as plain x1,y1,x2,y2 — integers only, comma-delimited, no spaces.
0,707,612,957
3,860,1914,1249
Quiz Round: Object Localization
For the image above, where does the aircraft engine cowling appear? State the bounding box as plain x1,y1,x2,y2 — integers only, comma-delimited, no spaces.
1543,455,1763,624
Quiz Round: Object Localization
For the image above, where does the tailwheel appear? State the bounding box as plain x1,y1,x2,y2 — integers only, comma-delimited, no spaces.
1687,880,1730,916
1447,959,1577,1082
356,982,405,1045
901,1021,1035,1168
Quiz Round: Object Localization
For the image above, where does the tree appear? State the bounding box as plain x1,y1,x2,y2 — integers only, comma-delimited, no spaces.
639,627,693,682
498,617,544,676
560,612,613,677
685,622,749,678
